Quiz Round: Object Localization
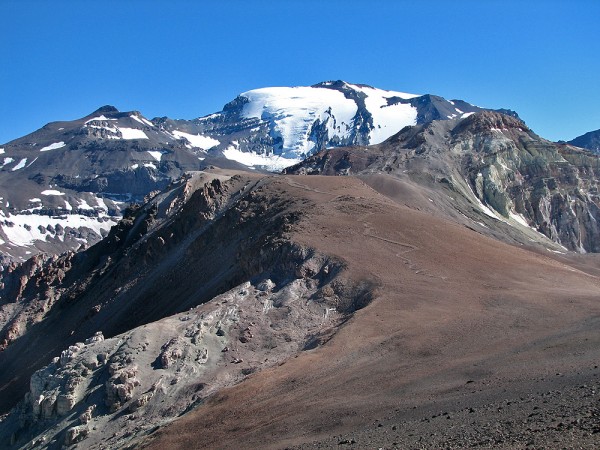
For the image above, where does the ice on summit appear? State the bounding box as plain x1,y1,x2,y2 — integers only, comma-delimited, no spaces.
241,86,358,158
346,83,419,144
237,83,421,159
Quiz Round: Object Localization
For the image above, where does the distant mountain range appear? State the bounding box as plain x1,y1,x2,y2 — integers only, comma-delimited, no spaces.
0,81,522,261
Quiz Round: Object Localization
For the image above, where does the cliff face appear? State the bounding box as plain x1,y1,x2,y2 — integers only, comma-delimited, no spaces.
286,112,600,253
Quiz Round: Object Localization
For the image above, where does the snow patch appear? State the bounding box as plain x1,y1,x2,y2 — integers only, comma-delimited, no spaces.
40,142,66,152
41,190,66,196
85,115,116,124
12,158,27,171
2,157,14,167
461,112,476,118
119,128,148,140
147,151,163,161
223,146,301,172
29,198,42,202
0,148,4,155
172,130,220,150
78,199,94,210
143,163,157,169
0,210,117,247
509,211,530,227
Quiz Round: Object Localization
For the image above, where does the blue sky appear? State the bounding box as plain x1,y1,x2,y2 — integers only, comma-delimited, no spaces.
1,0,599,143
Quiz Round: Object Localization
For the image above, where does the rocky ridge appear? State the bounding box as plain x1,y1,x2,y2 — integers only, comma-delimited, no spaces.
0,170,376,449
286,111,600,253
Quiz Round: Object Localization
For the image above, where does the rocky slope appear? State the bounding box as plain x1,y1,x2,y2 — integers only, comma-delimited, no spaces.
1,170,600,449
0,170,372,448
286,111,600,253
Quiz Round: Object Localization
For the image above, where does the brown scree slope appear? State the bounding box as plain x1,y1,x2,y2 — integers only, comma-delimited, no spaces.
142,174,600,449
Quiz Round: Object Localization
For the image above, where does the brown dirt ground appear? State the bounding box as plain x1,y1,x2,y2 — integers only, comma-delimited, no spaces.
141,174,600,449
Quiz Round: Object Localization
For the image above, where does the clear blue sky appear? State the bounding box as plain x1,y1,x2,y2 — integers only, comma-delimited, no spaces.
1,0,599,144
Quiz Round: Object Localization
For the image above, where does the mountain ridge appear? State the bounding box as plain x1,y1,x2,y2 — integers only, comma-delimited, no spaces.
0,81,522,261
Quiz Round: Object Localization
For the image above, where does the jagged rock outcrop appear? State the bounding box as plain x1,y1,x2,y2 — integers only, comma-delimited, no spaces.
0,265,366,448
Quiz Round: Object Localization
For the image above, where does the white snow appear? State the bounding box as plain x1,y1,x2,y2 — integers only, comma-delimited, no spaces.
465,180,499,219
147,151,163,161
94,196,108,211
143,162,157,169
41,190,66,196
40,142,66,152
346,83,419,144
0,148,4,155
11,158,27,171
0,210,117,247
2,157,14,166
64,200,72,211
509,212,530,228
241,85,359,157
223,146,301,171
118,128,148,140
130,115,155,127
85,115,116,124
86,120,149,140
78,199,94,210
172,130,220,150
141,117,154,127
131,164,139,170
130,115,147,126
461,112,476,118
29,198,42,202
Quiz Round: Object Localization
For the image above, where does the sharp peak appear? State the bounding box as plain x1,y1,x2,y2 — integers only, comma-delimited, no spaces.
92,105,120,115
85,106,150,120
